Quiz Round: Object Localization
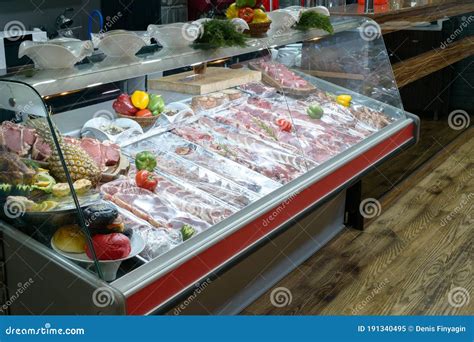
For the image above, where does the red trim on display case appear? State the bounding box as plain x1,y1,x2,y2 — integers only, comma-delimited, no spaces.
126,123,415,315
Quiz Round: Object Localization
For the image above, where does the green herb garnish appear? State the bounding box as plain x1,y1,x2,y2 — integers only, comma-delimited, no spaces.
295,12,334,34
252,118,278,141
217,143,237,158
193,19,247,49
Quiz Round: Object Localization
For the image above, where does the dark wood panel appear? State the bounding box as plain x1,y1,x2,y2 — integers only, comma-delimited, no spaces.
393,37,474,88
330,0,474,33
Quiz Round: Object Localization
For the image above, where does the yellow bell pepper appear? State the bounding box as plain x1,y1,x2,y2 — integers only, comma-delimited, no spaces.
131,90,150,110
252,9,270,23
253,9,267,20
226,3,239,19
336,94,352,107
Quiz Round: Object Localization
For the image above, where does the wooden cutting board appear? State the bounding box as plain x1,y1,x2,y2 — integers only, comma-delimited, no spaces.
148,67,262,95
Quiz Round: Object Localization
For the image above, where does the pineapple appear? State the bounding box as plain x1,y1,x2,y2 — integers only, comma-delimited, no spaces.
27,119,101,186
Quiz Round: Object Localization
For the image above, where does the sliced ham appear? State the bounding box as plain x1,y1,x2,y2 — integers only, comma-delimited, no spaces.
62,136,120,170
22,127,37,146
0,122,121,167
1,122,30,156
31,136,52,161
101,141,120,166
79,138,103,169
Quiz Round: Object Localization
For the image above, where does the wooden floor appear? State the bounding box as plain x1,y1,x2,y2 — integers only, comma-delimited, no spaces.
363,118,467,200
243,127,473,315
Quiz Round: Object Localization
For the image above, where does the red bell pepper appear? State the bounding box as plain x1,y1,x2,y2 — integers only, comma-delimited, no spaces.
112,93,138,116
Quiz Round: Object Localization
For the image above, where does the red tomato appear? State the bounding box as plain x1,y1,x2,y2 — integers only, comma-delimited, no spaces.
238,7,255,23
135,170,158,192
136,109,153,117
276,118,292,132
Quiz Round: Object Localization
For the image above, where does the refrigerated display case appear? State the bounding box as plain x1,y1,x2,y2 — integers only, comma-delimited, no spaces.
0,15,419,315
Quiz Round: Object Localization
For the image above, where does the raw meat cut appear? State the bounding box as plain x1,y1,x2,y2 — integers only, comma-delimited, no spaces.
79,138,102,168
239,82,277,98
123,145,257,209
0,150,35,185
146,133,280,195
0,121,32,156
101,141,121,166
31,136,52,161
174,120,309,184
63,136,121,170
249,60,315,91
101,178,212,231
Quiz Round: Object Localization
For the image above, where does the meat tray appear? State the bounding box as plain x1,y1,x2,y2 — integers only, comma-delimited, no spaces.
209,93,385,165
143,132,282,196
173,118,313,184
113,206,182,261
122,143,259,210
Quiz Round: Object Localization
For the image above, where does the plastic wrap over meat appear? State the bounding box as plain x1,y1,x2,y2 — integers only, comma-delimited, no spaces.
173,118,314,184
114,206,182,261
197,116,313,172
123,143,258,209
238,82,278,98
146,133,281,195
101,178,214,231
229,92,392,164
129,166,235,225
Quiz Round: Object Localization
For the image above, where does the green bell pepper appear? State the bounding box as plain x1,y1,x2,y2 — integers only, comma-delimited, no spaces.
307,103,324,120
147,94,165,116
236,0,256,8
181,224,195,241
135,151,157,172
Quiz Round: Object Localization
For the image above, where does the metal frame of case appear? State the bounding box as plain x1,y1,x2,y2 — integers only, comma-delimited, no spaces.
0,16,419,315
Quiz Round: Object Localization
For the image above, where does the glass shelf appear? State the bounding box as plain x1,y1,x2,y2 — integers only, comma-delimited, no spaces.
0,17,364,97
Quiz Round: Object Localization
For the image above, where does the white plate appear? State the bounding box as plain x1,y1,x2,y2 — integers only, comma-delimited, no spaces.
51,233,145,281
97,30,147,58
81,117,143,142
162,102,194,124
148,23,195,50
267,10,298,35
18,38,93,69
